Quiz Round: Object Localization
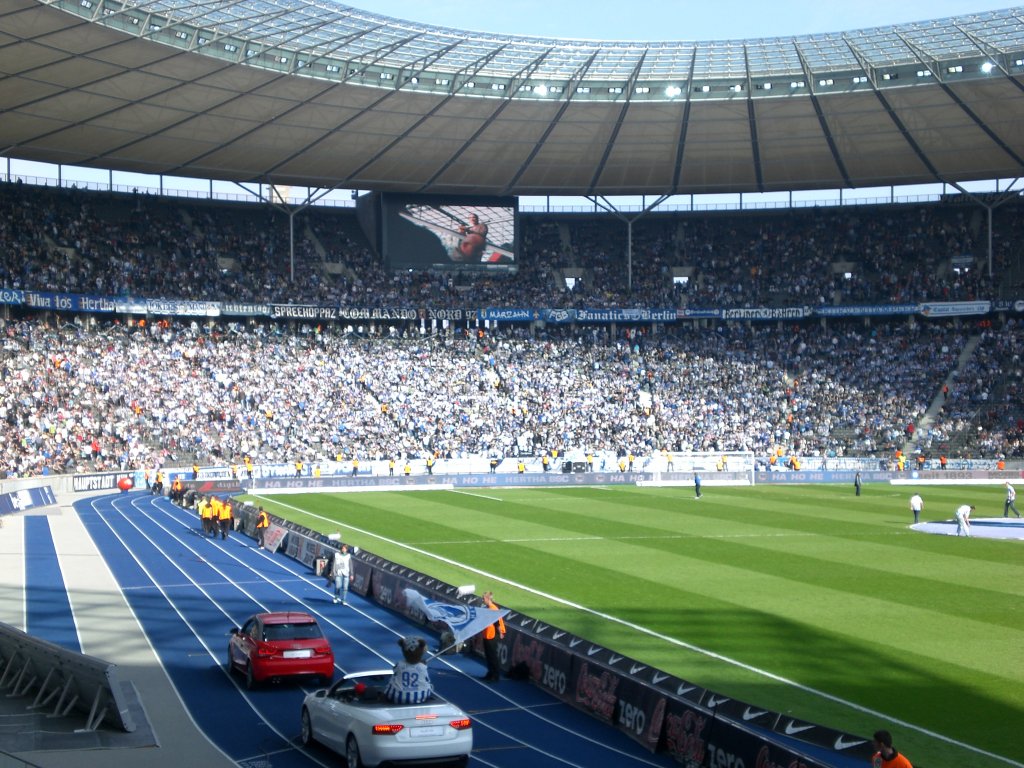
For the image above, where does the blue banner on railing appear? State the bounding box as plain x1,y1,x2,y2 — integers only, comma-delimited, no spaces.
814,303,918,317
679,307,723,319
221,301,272,316
576,308,678,322
0,288,24,305
919,300,991,317
993,299,1024,313
479,308,536,321
0,485,56,515
0,285,1015,325
722,306,808,321
22,291,116,313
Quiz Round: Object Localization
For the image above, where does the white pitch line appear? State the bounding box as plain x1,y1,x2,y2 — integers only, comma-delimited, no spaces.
254,493,1023,768
422,531,903,546
452,489,504,502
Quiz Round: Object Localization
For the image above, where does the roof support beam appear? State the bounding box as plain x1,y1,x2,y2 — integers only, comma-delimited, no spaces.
339,43,516,184
504,51,601,194
587,52,648,194
795,42,853,189
419,48,556,192
743,45,764,192
896,29,1024,171
670,49,697,195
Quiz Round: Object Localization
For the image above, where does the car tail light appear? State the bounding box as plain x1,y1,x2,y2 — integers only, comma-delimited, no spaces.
255,644,276,658
372,724,404,735
449,718,472,731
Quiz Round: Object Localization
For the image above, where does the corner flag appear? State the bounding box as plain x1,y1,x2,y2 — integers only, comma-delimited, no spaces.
403,588,509,645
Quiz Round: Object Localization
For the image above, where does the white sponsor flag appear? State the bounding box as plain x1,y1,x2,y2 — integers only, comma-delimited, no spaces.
403,589,509,645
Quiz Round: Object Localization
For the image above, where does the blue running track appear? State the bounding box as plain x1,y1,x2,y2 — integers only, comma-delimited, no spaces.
63,491,680,768
25,516,80,653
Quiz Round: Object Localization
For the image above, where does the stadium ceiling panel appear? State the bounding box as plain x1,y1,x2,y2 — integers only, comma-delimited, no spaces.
0,0,1023,195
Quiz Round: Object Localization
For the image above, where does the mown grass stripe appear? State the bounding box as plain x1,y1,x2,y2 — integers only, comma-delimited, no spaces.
250,484,1024,768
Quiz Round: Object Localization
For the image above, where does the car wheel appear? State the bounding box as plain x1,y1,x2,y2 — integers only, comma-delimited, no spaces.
345,735,364,768
245,662,257,690
300,708,315,746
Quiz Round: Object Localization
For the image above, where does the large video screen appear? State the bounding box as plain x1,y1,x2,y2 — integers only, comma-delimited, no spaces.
382,194,517,272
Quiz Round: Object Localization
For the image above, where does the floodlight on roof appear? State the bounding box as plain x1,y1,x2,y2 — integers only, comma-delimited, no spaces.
664,85,681,97
981,61,995,73
535,84,548,96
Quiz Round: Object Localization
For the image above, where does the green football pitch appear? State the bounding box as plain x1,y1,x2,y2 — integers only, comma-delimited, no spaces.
248,482,1024,768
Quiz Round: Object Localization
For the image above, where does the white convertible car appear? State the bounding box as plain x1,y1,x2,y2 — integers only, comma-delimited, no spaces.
300,670,473,767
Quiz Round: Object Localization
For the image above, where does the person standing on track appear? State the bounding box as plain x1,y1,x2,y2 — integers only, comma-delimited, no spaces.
331,543,351,605
199,495,215,537
207,496,223,537
255,506,269,549
480,591,505,682
218,498,233,540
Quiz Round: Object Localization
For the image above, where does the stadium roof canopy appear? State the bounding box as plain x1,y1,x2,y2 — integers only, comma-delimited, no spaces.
2,0,1024,196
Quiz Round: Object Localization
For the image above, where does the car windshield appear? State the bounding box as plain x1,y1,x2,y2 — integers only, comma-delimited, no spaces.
263,622,322,641
330,674,391,701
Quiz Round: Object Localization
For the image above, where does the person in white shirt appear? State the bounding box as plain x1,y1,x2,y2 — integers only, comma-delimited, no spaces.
954,504,974,537
909,493,924,524
1004,482,1020,518
331,543,352,605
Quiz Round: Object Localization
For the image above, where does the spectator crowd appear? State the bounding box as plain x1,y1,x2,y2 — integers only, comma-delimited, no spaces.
0,180,1022,478
1,313,1020,479
1,181,1021,312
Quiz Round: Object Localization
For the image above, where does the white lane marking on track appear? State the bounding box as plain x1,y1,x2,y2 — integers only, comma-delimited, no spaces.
256,493,1024,768
90,495,330,767
251,495,671,765
118,494,661,768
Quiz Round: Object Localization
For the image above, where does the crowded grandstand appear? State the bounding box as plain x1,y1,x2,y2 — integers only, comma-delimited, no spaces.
0,180,1021,480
